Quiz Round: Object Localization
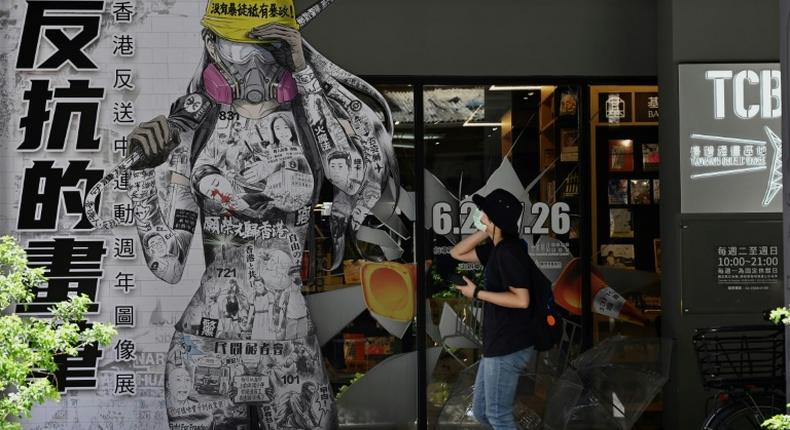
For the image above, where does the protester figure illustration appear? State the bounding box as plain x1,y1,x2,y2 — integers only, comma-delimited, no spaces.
275,382,323,429
166,366,197,408
88,0,399,427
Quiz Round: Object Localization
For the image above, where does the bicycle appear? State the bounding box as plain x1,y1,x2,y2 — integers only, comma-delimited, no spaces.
693,324,786,429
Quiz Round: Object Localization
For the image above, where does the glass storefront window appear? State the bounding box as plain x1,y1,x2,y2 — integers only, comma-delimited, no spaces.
420,84,585,428
588,85,661,343
302,84,421,428
161,80,664,430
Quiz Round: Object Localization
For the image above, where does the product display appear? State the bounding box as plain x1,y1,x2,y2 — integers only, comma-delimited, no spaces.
594,98,659,276
569,218,580,239
609,208,635,238
629,179,651,204
562,171,580,197
601,244,636,269
559,90,579,116
560,129,579,162
653,179,661,203
608,179,629,204
642,143,660,171
609,139,635,172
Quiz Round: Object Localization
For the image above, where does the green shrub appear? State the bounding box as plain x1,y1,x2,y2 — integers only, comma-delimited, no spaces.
0,236,116,429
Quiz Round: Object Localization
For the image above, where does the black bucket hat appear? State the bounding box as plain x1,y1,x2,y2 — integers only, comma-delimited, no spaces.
472,188,522,235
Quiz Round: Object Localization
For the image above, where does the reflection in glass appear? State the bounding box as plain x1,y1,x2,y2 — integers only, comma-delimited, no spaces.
423,84,584,428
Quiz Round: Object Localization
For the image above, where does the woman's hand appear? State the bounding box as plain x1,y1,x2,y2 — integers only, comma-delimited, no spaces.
248,24,306,71
128,115,173,169
454,276,477,299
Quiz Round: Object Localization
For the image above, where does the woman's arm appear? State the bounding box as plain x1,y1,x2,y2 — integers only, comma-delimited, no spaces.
449,231,488,263
129,160,198,284
126,93,214,283
455,276,530,309
477,287,530,309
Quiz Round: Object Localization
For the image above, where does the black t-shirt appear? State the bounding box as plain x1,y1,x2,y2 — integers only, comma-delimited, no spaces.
475,237,534,357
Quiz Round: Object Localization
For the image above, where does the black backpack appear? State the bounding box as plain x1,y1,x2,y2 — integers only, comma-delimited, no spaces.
527,258,563,351
500,244,563,351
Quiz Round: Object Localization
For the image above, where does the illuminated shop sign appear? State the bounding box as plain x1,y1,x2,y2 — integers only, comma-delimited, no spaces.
596,91,658,124
679,63,782,213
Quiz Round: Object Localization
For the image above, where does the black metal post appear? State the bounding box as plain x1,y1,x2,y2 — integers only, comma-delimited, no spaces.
580,85,594,351
779,2,790,406
414,83,428,430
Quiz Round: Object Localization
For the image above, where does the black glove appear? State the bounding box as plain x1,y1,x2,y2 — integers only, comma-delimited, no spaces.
128,115,178,170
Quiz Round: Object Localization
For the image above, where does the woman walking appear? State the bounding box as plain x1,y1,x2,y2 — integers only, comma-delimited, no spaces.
450,188,536,430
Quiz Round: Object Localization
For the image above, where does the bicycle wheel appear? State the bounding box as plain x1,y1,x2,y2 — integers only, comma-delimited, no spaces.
703,396,785,430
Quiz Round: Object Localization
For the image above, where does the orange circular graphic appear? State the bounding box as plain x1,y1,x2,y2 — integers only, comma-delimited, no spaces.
360,262,416,322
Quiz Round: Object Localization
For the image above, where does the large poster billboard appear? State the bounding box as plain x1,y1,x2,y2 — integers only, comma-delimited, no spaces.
1,0,404,428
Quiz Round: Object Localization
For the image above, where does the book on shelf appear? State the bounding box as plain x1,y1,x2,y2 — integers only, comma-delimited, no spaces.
609,208,634,238
545,180,556,204
642,143,660,171
609,139,635,172
560,129,579,162
601,244,635,269
559,90,578,116
562,171,579,198
653,179,660,203
569,217,580,239
629,179,651,204
608,179,629,204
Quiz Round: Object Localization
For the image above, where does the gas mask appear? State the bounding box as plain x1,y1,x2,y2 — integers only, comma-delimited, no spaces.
203,37,297,105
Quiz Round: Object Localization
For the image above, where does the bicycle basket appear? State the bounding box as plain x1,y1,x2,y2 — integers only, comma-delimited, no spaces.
692,325,784,390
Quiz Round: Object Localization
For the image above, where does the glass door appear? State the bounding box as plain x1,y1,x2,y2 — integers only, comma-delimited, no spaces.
419,83,585,429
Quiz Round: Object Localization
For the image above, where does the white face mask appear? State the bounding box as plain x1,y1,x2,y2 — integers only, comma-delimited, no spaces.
471,207,487,232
